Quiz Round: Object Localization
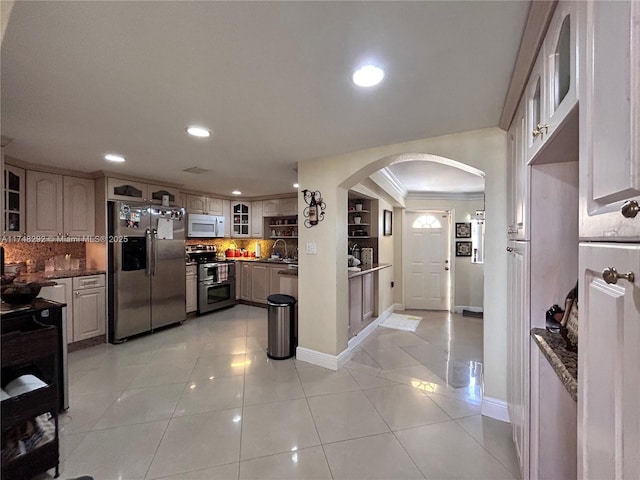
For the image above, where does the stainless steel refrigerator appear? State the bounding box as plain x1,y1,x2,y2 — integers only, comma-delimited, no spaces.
108,201,186,342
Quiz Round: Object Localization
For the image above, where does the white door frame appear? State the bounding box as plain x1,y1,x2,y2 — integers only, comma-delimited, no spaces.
402,209,454,312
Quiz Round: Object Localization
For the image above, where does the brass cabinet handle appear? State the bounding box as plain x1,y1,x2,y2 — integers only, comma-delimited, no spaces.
621,200,640,219
602,267,635,285
532,123,549,138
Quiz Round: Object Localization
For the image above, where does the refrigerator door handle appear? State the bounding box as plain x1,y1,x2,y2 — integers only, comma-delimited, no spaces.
152,228,158,276
145,228,152,277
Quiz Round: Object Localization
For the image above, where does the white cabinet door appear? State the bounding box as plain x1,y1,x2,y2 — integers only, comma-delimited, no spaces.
39,278,74,344
222,200,231,237
147,184,180,206
186,270,197,313
578,242,640,480
251,264,268,303
240,263,252,301
251,201,263,238
279,198,297,216
107,178,148,202
508,104,529,240
268,265,287,297
73,286,106,342
2,164,26,236
207,197,223,216
579,0,640,240
506,240,530,480
543,0,578,140
185,195,207,214
26,171,63,237
525,53,547,162
63,176,95,237
263,199,280,217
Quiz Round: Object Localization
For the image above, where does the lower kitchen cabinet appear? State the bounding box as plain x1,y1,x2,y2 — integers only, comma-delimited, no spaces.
238,262,293,305
72,275,106,342
40,274,106,344
349,271,375,338
186,265,197,313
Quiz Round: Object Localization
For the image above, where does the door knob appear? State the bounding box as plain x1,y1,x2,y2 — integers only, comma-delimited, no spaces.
621,200,639,218
506,247,514,252
602,267,635,285
444,267,449,271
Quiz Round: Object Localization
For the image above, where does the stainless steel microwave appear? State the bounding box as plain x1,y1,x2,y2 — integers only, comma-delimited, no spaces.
187,214,225,238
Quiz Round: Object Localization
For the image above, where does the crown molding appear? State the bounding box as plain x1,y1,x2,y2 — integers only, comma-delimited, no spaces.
406,191,485,201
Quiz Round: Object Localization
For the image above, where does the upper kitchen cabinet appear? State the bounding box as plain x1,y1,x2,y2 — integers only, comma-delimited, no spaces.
2,164,25,236
251,201,263,238
263,197,297,217
147,184,180,206
578,0,640,240
28,172,95,237
184,194,224,215
232,201,250,237
526,1,579,165
207,197,224,216
223,200,231,237
26,171,63,237
107,177,148,202
63,176,95,237
507,103,529,240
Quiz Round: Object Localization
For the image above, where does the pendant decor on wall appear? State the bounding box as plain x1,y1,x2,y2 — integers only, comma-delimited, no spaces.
301,189,326,228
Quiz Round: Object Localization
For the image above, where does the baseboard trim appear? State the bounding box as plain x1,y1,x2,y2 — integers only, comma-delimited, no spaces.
481,396,510,423
297,304,396,371
394,303,405,311
454,305,484,314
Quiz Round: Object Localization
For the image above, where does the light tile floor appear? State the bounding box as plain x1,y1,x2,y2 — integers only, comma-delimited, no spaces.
40,306,520,480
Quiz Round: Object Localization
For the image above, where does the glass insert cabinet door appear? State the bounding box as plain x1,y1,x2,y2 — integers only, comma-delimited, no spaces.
3,165,25,234
232,202,250,236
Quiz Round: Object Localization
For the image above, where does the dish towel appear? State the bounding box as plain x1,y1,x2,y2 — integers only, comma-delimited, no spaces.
218,263,228,282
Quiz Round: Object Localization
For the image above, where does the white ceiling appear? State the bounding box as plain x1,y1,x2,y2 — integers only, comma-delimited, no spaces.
1,1,529,197
386,161,485,194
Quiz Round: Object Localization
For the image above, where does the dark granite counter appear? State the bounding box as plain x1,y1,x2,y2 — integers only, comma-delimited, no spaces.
531,328,578,402
278,269,298,277
14,270,106,283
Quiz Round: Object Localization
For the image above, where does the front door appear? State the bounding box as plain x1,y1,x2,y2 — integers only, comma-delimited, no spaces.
404,211,450,310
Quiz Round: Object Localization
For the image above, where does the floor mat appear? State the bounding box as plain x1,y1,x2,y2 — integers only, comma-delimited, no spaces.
378,313,422,332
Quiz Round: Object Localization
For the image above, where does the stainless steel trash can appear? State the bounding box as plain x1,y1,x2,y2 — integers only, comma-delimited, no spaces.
267,294,297,359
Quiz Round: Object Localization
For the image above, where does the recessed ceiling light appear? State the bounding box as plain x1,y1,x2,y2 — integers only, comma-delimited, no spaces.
104,154,125,163
293,183,299,188
352,65,385,87
232,190,242,195
186,126,211,138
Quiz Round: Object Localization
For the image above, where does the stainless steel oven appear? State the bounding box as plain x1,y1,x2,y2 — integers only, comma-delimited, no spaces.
198,262,236,314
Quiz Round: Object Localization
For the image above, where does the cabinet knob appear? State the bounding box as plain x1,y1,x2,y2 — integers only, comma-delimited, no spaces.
602,267,635,285
75,291,80,296
621,200,640,219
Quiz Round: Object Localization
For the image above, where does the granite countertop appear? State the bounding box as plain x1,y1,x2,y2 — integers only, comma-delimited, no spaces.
14,270,106,283
531,328,578,402
348,263,392,279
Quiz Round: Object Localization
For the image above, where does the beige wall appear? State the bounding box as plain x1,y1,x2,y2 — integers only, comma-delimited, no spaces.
298,126,508,403
403,197,484,310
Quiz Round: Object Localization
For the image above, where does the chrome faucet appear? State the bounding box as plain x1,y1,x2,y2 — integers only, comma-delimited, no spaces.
272,239,288,258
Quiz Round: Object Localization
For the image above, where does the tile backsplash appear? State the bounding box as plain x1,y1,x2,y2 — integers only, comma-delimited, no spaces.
1,241,86,272
185,238,298,258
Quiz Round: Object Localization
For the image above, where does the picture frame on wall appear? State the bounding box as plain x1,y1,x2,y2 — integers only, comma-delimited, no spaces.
383,209,393,236
456,241,472,257
455,222,471,238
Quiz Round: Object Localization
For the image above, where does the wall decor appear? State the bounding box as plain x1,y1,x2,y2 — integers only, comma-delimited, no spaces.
383,209,393,236
455,222,471,238
456,241,472,257
301,189,326,228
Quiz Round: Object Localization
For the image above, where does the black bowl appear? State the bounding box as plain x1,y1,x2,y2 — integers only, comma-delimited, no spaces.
1,282,42,305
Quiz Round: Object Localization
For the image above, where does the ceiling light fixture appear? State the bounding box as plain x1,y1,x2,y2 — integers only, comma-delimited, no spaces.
352,65,385,87
232,190,242,195
293,183,299,188
104,154,125,163
186,126,211,138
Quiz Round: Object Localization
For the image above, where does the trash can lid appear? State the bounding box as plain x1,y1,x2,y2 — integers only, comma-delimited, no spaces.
267,294,296,306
